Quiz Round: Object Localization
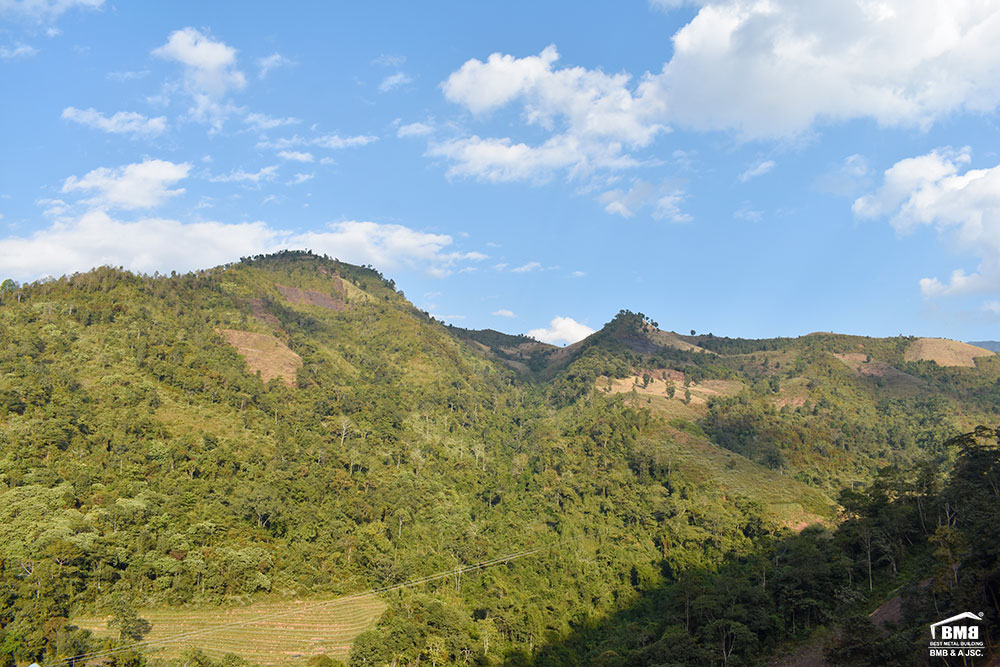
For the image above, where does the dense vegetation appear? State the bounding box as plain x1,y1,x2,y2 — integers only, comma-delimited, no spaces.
0,252,996,666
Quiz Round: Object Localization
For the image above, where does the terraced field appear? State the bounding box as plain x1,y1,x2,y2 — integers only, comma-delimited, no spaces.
74,594,386,665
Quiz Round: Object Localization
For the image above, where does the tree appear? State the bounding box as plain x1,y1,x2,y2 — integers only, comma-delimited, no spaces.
107,597,152,642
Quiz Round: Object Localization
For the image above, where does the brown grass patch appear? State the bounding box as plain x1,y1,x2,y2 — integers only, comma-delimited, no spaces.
904,338,995,367
598,370,742,408
74,595,386,665
218,329,302,387
276,283,345,311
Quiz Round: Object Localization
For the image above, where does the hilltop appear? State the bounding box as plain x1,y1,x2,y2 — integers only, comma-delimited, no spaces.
0,252,998,666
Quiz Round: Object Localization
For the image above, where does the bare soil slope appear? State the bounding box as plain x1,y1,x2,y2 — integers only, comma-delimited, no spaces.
217,329,302,387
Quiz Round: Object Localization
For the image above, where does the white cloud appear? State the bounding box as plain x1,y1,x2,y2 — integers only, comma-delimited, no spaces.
0,214,486,282
243,112,299,130
600,179,692,220
571,270,586,278
0,42,38,59
433,2,1000,190
655,0,1000,138
62,106,167,137
739,159,775,182
257,53,292,78
314,133,378,149
287,172,314,185
152,27,246,129
733,203,762,221
373,53,406,68
0,0,103,22
436,45,665,182
512,261,541,273
397,121,433,138
854,146,1000,299
528,316,595,345
261,133,378,151
107,69,150,82
492,309,516,318
379,72,412,92
210,165,279,184
653,191,693,223
61,159,190,210
278,150,314,162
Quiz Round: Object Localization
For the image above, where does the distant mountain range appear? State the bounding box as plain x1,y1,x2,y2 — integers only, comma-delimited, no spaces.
970,340,1000,352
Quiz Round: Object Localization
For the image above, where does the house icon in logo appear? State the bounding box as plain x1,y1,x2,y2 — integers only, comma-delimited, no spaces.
930,612,985,639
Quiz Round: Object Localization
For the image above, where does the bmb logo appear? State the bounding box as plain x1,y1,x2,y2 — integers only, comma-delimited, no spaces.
930,611,985,640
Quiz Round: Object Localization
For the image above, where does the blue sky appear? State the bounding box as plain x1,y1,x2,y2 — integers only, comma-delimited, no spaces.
3,1,1000,343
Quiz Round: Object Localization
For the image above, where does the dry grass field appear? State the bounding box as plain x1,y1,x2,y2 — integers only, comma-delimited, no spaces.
903,337,994,367
74,595,386,665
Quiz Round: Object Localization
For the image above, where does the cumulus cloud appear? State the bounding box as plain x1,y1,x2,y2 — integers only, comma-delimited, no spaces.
62,106,167,137
739,159,775,182
152,27,246,128
61,159,190,210
528,316,595,345
433,2,1000,188
854,146,1000,299
492,309,516,318
435,45,664,182
0,214,486,282
378,72,412,92
655,0,1000,138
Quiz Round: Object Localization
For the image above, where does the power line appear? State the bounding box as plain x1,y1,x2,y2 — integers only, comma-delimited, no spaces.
54,545,547,666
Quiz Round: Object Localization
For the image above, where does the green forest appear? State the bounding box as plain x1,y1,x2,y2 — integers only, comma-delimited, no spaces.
0,252,997,666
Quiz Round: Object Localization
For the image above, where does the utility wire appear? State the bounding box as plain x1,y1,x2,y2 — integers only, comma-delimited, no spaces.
54,545,547,666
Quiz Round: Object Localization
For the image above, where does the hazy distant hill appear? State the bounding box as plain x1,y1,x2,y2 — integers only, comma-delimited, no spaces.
970,340,1000,352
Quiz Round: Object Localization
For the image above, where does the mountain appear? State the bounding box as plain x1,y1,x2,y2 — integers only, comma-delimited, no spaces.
0,252,997,666
970,340,1000,353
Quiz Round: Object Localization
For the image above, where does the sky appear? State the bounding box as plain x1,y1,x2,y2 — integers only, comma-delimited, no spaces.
3,1,1000,344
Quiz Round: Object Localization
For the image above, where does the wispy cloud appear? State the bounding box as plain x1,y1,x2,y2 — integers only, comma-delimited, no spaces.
62,107,167,138
379,71,412,92
209,165,279,184
739,159,776,182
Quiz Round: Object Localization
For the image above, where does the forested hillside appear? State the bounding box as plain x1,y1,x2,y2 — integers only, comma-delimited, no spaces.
0,252,997,666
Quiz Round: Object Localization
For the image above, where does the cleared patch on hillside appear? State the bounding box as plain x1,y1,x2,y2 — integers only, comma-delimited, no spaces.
246,297,282,328
598,370,742,409
648,329,711,353
276,283,345,311
833,353,923,392
74,595,385,665
904,337,994,367
217,329,302,387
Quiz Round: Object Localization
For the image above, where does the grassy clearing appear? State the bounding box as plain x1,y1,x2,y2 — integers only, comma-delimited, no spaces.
903,337,995,367
74,595,386,665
